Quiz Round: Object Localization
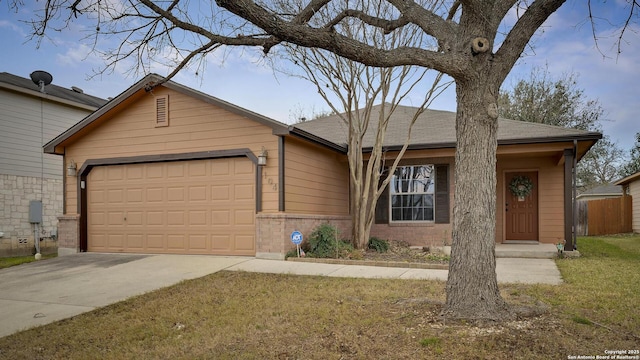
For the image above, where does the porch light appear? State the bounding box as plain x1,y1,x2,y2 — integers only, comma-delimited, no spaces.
67,160,77,177
258,147,268,166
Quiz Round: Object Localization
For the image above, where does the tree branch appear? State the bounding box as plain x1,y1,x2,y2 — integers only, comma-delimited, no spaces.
493,0,566,85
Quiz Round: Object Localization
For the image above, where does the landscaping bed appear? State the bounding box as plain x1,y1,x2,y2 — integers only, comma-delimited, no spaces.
288,239,449,269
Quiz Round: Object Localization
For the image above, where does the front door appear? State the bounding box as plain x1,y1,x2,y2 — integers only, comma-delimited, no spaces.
505,171,539,241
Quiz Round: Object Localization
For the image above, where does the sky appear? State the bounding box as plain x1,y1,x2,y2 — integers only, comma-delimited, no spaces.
0,1,638,152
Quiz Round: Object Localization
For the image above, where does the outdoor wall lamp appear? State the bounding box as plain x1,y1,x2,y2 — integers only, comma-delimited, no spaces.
258,147,268,166
67,160,77,177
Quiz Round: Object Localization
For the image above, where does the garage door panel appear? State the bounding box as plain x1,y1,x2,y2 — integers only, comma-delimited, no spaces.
167,235,186,250
212,235,231,251
167,211,185,225
147,211,164,225
146,188,164,202
235,160,253,174
126,188,143,203
188,186,207,201
211,160,230,175
167,163,185,178
212,210,230,225
235,235,255,251
127,211,143,226
188,235,208,251
211,185,230,200
188,211,208,226
107,166,124,180
235,210,255,225
108,212,124,226
88,158,255,255
108,234,124,249
167,187,185,202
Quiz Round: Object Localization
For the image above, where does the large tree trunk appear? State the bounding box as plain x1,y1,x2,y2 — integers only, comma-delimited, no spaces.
444,77,512,321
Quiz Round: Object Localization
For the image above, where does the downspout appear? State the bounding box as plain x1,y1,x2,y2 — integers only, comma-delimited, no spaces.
573,140,578,250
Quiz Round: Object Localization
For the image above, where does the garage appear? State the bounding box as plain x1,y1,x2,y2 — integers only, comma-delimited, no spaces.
86,157,256,255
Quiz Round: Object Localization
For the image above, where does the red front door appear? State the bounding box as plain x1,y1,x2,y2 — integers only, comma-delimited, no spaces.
505,171,539,241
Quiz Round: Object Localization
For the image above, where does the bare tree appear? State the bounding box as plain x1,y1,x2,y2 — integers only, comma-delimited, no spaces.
499,67,605,131
577,136,626,189
621,132,640,177
17,0,638,321
499,67,627,189
278,1,450,249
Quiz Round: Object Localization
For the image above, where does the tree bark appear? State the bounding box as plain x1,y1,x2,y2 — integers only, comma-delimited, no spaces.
444,76,512,321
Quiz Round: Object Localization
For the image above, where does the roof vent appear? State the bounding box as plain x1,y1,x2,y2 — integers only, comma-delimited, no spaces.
71,86,84,94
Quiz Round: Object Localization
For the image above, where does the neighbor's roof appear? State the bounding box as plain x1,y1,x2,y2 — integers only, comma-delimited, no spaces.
577,184,622,198
44,73,291,154
0,72,107,109
294,103,602,150
615,171,640,186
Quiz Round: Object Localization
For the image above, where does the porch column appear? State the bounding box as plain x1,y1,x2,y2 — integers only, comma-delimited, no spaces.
564,149,575,250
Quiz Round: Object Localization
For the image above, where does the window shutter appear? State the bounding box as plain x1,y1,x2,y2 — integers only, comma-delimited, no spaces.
434,164,450,224
155,95,169,127
375,169,389,224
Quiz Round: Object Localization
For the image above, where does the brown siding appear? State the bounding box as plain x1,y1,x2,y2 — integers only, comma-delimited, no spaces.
64,86,279,214
284,137,349,215
629,182,640,233
497,155,565,244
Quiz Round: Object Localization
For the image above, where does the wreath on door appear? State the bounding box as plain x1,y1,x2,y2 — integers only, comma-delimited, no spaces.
509,175,534,198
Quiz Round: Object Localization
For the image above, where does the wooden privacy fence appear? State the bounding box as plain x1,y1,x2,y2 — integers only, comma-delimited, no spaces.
576,195,633,236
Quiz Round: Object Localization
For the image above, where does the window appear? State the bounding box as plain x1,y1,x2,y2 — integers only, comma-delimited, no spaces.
390,165,435,221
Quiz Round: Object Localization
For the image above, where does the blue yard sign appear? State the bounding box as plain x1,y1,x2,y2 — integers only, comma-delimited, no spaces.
291,230,303,245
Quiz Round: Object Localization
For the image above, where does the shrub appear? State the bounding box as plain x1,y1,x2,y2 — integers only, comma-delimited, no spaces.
368,237,390,253
284,248,299,259
307,223,341,258
306,223,356,259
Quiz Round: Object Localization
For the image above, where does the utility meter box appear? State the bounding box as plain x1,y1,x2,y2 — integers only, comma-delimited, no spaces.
29,200,42,224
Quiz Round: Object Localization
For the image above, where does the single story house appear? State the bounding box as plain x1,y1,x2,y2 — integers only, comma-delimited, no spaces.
45,74,601,258
0,72,106,256
576,184,623,201
615,172,640,233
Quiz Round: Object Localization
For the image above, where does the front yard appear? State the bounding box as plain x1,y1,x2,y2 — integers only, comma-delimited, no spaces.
0,235,638,359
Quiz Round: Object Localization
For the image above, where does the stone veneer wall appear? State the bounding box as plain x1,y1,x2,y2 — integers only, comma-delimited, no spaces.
56,214,80,256
0,174,61,256
256,213,352,260
369,223,453,249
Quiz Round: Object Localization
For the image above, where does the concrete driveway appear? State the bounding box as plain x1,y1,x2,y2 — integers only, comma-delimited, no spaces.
0,253,251,338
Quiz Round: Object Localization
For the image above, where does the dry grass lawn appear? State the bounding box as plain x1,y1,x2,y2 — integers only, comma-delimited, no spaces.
0,235,638,359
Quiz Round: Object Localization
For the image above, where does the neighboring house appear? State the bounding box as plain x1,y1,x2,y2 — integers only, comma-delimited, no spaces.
615,172,640,233
44,74,601,258
576,184,623,201
0,72,107,256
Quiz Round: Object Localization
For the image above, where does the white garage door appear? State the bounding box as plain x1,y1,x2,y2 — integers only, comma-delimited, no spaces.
87,158,255,255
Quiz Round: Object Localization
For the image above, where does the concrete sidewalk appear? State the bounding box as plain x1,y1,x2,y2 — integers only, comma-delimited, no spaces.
225,257,563,285
0,253,562,338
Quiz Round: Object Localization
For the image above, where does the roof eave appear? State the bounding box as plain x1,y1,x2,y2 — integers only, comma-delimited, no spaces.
0,81,100,111
44,73,291,155
615,172,640,186
288,127,348,153
359,133,602,153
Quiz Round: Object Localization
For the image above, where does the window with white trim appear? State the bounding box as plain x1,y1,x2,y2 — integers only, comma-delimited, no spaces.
390,165,435,221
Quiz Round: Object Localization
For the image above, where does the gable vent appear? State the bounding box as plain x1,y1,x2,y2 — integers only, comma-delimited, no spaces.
156,95,169,127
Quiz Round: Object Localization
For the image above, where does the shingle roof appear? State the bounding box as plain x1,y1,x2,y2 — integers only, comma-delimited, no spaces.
0,72,107,108
577,184,622,197
295,103,601,149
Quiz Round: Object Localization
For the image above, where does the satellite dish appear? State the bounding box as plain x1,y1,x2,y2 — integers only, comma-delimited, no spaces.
30,70,53,93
